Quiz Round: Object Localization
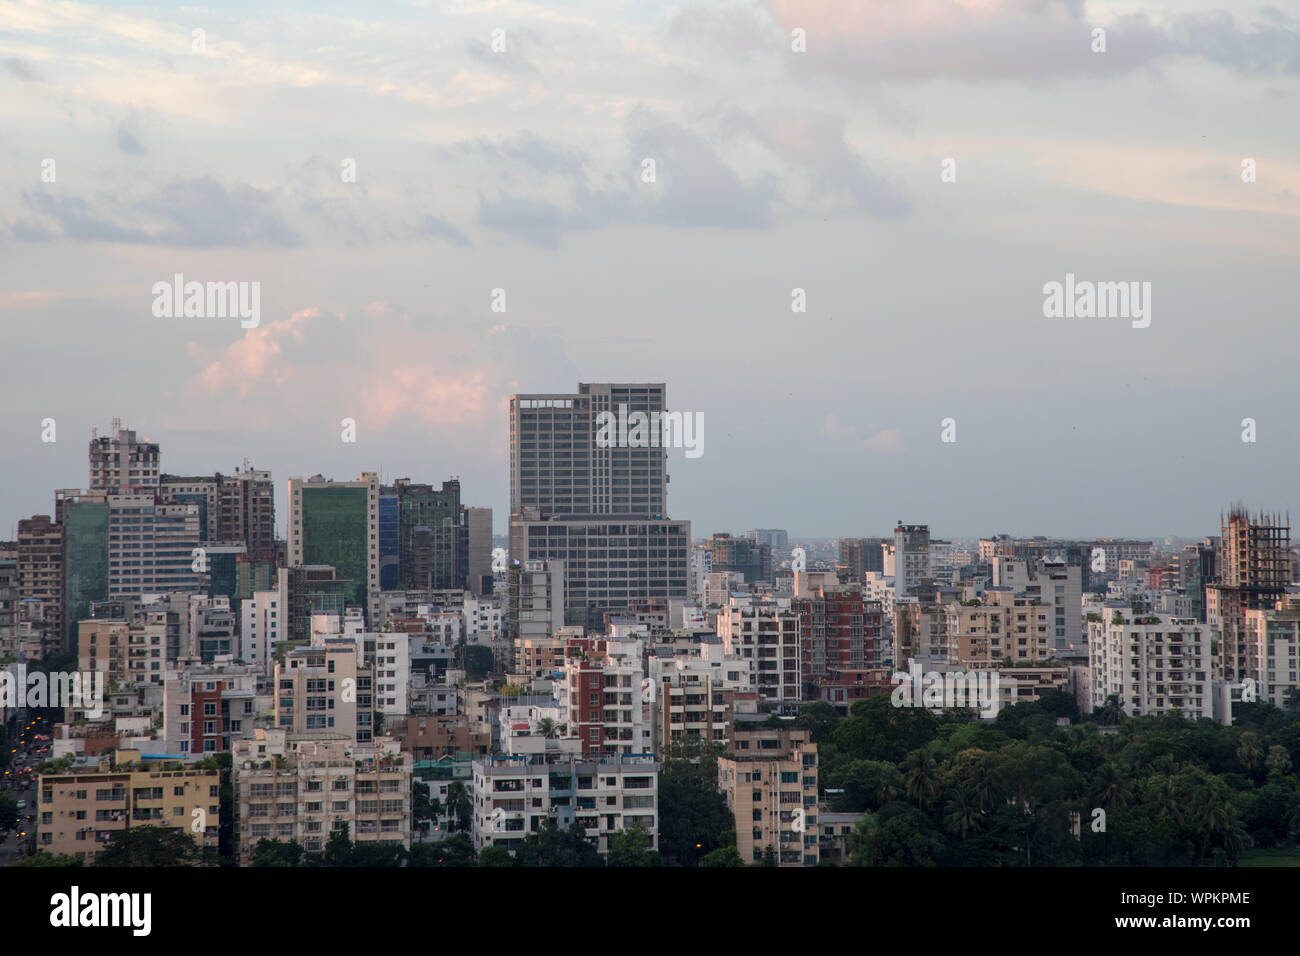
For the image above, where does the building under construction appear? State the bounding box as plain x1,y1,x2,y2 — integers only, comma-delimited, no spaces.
1210,507,1293,682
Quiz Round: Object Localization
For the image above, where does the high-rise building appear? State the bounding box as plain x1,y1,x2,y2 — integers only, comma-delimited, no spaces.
274,637,374,745
466,506,493,596
17,514,64,655
287,473,380,627
394,478,467,591
893,523,931,597
1209,508,1291,682
106,495,204,599
837,537,884,582
88,420,159,496
749,529,789,555
56,489,109,650
717,597,801,713
1088,606,1213,719
718,725,818,866
707,533,772,585
509,384,688,630
510,384,667,517
793,572,883,692
161,466,275,557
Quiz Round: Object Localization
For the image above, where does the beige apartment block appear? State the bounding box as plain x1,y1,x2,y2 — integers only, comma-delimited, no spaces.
37,749,219,864
233,730,411,862
718,725,818,866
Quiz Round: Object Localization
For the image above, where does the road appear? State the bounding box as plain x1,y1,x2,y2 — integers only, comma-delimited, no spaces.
0,714,51,864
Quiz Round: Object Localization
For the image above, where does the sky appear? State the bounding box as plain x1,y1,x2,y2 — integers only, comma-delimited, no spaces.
1,0,1299,542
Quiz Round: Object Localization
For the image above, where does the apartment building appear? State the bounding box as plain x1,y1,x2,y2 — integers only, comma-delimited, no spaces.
471,753,658,856
373,631,410,716
17,514,63,654
1243,602,1300,708
555,636,649,756
716,597,801,713
37,749,219,863
893,523,931,598
647,639,754,752
274,637,374,745
993,556,1083,651
1088,606,1214,718
88,421,160,496
163,659,262,755
792,571,883,690
232,730,411,861
945,587,1054,667
718,725,819,866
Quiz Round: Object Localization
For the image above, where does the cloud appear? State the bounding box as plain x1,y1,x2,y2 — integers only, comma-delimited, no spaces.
820,413,904,454
753,0,1300,81
416,213,471,246
723,108,908,217
12,177,300,247
2,56,41,81
196,307,318,397
115,123,145,155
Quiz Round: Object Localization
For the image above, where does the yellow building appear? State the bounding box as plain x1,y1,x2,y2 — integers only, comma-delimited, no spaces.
36,749,220,863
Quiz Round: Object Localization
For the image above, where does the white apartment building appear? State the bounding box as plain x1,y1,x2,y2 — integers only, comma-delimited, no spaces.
716,596,801,712
471,753,658,856
1088,606,1213,718
373,632,410,716
240,586,284,674
1244,605,1300,708
463,595,503,644
647,639,755,752
993,557,1083,651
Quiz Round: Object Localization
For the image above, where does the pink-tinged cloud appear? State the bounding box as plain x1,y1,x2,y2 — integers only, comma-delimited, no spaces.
359,365,491,428
197,307,317,397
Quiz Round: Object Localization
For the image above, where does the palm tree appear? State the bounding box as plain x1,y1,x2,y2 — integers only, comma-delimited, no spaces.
445,781,473,833
944,791,982,838
1096,695,1124,725
1237,732,1262,774
903,752,941,810
1093,763,1133,811
535,717,558,739
1147,776,1181,824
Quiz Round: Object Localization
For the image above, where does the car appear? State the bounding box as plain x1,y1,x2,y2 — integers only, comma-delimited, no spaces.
15,801,26,809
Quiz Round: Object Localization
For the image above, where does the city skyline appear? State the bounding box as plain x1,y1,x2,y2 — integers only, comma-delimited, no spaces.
3,1,1300,537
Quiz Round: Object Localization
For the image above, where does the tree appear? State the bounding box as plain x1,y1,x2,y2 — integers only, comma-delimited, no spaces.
513,819,602,867
535,717,559,739
657,740,735,866
700,845,743,867
445,781,473,833
477,844,514,867
413,780,443,837
606,821,660,867
457,644,495,681
251,839,304,867
759,845,778,867
14,850,82,867
409,833,477,867
0,792,19,833
1237,731,1263,774
93,826,210,867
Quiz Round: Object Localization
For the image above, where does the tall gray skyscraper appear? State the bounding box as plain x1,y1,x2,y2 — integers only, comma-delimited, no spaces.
510,383,668,518
509,383,688,630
